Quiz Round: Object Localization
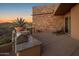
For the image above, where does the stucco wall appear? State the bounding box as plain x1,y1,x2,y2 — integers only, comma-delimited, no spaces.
32,4,64,32
71,4,79,40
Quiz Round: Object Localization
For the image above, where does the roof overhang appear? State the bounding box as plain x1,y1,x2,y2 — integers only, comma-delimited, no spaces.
54,3,76,15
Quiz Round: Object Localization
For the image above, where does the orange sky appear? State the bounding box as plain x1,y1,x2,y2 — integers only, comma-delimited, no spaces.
0,17,32,23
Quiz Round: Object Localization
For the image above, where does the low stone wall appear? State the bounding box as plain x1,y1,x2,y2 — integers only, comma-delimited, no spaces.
0,43,12,53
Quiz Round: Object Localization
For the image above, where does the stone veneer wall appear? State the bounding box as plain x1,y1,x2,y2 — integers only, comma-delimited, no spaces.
32,4,64,32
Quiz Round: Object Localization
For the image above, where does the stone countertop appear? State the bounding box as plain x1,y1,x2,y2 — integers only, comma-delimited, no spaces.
15,36,42,53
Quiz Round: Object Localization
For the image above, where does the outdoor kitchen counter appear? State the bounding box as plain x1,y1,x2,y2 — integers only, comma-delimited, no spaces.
15,36,42,56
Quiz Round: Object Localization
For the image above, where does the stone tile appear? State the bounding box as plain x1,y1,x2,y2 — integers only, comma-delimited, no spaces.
32,33,79,56
71,47,79,56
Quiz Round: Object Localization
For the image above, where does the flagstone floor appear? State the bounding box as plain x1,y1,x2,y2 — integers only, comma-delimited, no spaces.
32,32,79,56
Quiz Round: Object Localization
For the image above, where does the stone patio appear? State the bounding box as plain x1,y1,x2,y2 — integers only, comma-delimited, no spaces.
32,32,79,56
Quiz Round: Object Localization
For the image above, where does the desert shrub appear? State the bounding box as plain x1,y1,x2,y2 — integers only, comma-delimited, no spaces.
0,23,12,45
0,34,11,45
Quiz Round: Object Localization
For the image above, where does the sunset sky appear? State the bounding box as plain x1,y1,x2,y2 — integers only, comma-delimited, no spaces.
0,3,48,23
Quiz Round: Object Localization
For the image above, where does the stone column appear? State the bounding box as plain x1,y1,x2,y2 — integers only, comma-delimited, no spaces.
12,30,16,52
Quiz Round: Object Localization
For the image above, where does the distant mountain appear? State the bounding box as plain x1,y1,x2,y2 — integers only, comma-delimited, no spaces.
0,22,13,28
0,22,13,25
